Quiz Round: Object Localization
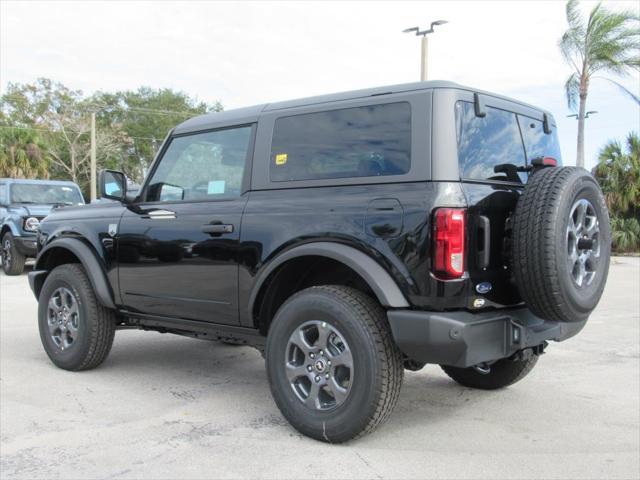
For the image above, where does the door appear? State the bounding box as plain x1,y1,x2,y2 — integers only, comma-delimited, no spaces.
117,125,254,325
453,96,562,307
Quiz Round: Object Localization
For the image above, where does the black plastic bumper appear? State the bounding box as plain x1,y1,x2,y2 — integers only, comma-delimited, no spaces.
14,235,38,257
387,307,587,368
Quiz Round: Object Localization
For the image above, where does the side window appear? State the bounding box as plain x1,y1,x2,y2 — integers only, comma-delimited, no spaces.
270,102,411,182
146,126,252,202
455,101,527,183
517,115,563,164
0,184,5,204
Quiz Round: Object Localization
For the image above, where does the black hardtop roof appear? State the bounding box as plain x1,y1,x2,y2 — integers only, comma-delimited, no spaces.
173,80,553,135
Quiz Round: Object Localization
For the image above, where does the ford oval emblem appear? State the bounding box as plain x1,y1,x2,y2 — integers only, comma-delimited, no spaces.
476,282,492,294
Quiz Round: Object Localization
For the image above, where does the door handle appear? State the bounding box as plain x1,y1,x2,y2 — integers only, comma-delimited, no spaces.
202,223,234,234
477,215,491,269
143,209,176,219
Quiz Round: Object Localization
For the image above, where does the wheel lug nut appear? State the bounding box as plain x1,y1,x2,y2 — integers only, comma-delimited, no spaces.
309,353,315,359
315,376,320,382
319,350,324,356
327,360,331,366
325,373,329,379
307,365,313,372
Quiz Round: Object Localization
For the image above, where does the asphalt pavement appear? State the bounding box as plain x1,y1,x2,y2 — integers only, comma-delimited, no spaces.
1,257,638,479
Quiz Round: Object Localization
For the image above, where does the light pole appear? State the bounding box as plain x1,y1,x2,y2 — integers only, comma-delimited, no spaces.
403,20,448,81
567,111,598,119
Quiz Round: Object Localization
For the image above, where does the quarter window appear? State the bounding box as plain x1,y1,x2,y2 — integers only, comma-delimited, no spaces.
455,101,527,183
270,102,411,182
146,126,252,202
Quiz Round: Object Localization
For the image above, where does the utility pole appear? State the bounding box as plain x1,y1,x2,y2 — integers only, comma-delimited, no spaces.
403,20,448,81
90,111,96,201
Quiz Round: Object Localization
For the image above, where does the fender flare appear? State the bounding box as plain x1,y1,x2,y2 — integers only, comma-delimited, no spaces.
31,237,116,309
1,221,20,237
248,242,410,315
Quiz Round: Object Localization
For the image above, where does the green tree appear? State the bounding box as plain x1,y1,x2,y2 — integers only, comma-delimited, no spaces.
0,128,50,179
593,131,640,216
0,79,223,192
0,78,131,194
93,87,222,182
593,131,640,252
559,0,639,167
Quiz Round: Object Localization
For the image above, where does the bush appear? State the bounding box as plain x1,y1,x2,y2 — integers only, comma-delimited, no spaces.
611,217,640,253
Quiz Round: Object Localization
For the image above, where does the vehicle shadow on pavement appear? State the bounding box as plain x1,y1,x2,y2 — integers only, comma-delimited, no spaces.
94,331,492,438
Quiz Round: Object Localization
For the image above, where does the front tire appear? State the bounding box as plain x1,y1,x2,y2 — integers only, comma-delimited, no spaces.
38,264,116,371
266,286,403,443
441,356,539,390
2,232,26,275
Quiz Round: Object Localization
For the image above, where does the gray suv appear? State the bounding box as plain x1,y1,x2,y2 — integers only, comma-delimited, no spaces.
0,178,84,274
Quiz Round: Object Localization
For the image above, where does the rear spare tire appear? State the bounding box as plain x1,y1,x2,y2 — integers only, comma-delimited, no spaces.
512,167,610,322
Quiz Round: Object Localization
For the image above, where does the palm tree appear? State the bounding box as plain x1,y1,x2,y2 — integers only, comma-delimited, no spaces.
0,129,50,179
593,131,640,217
559,0,639,167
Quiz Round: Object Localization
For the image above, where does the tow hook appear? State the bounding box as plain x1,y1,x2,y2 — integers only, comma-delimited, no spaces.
472,363,491,375
511,342,549,361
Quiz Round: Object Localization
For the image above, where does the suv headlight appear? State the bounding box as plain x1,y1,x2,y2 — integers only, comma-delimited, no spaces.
23,217,40,232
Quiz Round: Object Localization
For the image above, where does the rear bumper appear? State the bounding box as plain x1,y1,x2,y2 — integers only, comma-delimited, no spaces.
14,235,38,257
387,307,587,368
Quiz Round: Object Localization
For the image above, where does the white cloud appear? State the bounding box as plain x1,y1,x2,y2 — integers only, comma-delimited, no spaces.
1,0,639,169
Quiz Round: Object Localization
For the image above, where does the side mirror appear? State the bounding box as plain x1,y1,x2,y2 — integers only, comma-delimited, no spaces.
99,169,127,202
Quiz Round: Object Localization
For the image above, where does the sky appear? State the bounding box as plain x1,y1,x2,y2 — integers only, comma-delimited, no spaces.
1,0,639,171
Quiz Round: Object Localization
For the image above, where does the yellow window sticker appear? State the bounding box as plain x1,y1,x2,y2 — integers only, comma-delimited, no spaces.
275,153,288,165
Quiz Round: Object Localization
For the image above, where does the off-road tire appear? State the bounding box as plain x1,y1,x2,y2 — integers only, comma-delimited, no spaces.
38,263,116,371
512,167,611,322
441,356,539,390
266,286,403,443
1,232,26,275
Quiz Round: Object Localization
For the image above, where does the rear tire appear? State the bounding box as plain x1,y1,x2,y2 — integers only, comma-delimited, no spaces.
441,356,539,390
266,286,403,443
512,167,611,322
38,264,116,371
1,232,26,275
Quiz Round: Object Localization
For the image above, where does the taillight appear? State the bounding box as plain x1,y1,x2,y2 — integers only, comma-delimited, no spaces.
432,208,466,279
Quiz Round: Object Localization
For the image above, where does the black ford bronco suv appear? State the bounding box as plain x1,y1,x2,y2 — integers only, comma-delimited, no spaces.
28,81,610,442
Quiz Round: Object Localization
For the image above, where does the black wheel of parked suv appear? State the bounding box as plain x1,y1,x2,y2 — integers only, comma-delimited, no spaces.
1,232,26,275
266,286,404,443
38,264,116,371
441,356,539,390
512,167,611,322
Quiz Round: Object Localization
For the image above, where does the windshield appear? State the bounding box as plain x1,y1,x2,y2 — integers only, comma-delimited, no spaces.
10,183,84,205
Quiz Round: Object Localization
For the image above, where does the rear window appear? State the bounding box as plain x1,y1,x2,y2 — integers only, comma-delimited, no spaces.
455,101,562,183
455,101,527,183
270,102,411,182
517,115,562,164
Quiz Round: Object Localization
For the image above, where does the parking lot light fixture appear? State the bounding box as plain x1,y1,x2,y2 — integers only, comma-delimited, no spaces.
403,20,448,81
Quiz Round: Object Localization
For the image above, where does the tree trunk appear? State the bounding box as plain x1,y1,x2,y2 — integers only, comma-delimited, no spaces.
576,93,587,168
70,149,77,183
